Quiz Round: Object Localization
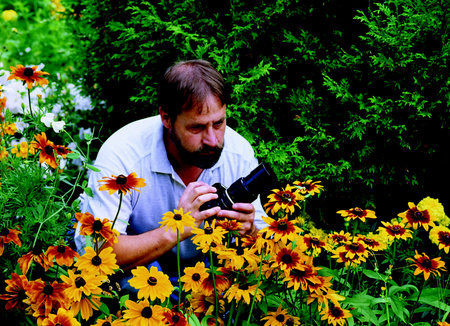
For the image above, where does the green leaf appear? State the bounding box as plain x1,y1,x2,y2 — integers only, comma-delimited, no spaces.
86,164,101,172
363,269,388,282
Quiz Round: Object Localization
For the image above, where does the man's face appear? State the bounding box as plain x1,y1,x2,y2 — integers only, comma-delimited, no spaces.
165,95,226,169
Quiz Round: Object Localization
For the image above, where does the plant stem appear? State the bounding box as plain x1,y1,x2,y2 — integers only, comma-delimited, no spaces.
246,248,264,324
176,230,181,311
99,191,123,252
209,247,219,326
27,88,33,119
408,279,426,324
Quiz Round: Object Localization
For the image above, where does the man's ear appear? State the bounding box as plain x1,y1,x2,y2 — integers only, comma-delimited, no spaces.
159,107,172,129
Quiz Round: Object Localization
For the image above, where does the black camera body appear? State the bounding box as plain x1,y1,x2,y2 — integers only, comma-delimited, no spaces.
199,163,274,215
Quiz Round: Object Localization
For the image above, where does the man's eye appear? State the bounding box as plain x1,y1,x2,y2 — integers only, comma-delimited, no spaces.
214,121,224,128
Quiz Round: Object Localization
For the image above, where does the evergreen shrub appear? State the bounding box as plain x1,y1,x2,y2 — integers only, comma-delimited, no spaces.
67,0,449,227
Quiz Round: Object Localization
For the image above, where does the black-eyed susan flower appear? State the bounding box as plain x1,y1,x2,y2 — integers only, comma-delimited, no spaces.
430,225,450,253
45,241,79,267
216,239,259,270
355,233,388,252
337,207,376,223
336,237,369,261
75,246,118,276
93,316,124,326
264,184,304,215
306,274,334,296
377,220,413,241
215,218,242,233
60,269,104,302
407,251,446,281
307,286,345,312
0,272,29,310
18,243,51,275
283,262,321,291
224,282,263,305
69,296,101,321
123,299,165,326
162,309,189,326
272,243,307,275
320,303,353,326
200,268,231,296
294,179,324,196
191,220,227,251
8,65,50,89
75,212,118,246
438,322,450,326
31,132,58,169
41,307,80,326
261,216,302,245
261,304,300,326
160,207,195,234
418,197,449,226
180,261,209,293
54,145,71,159
98,172,146,195
0,227,21,256
26,279,69,317
128,265,174,301
303,233,329,256
398,202,436,231
328,230,352,247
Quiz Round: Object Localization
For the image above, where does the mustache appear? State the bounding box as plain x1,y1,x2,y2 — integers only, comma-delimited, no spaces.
196,144,223,154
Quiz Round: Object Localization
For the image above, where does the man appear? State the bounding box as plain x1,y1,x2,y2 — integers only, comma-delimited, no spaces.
75,59,266,278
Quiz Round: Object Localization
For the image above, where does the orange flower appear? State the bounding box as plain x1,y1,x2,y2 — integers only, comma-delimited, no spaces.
264,184,304,215
75,212,118,246
46,243,79,267
0,227,21,256
407,251,446,280
337,207,376,222
31,132,57,169
41,307,80,326
54,145,72,159
18,244,52,275
320,303,353,326
294,179,324,196
26,279,69,317
0,272,29,310
7,64,50,89
98,172,146,195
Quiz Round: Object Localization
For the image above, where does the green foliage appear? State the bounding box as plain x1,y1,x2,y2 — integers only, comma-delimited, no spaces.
66,0,448,227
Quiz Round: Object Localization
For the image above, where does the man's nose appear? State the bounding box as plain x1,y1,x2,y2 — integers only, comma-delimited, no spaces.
202,126,218,147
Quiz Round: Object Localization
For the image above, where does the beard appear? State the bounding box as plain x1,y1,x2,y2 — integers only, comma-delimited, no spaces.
169,129,223,169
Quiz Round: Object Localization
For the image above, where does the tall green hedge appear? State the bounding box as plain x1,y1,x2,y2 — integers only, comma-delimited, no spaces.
67,0,449,227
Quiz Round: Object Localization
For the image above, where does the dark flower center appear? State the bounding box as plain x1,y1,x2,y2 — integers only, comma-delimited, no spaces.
141,306,153,318
93,220,104,232
17,289,27,301
291,269,306,277
192,273,201,281
421,258,432,268
91,255,102,266
281,254,293,264
43,284,54,295
23,67,34,77
439,232,450,244
311,237,320,245
276,314,285,322
147,276,157,286
57,245,66,253
102,322,111,326
391,225,401,233
277,220,288,231
173,214,182,221
236,247,244,255
204,227,213,234
172,315,180,322
330,307,344,318
0,228,9,237
348,243,361,251
238,283,249,290
44,145,54,155
413,210,425,221
75,276,86,288
281,192,292,203
116,175,127,185
352,207,364,216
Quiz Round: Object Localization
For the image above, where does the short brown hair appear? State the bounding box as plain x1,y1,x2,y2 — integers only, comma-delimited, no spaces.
158,60,228,120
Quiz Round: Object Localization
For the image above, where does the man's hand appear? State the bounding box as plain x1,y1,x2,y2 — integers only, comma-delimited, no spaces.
216,202,258,236
177,181,221,239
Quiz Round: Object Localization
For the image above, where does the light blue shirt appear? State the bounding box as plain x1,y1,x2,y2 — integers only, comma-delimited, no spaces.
75,115,266,273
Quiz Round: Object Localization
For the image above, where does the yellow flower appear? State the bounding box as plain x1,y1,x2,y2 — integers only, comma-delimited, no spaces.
407,250,446,281
224,282,263,305
98,172,146,195
123,300,165,326
264,184,304,215
41,307,80,326
160,207,195,234
430,225,450,253
337,207,376,222
191,220,227,251
398,202,436,231
11,141,36,158
128,265,174,301
180,261,209,293
8,64,50,89
320,303,353,326
2,10,18,22
75,247,118,276
60,269,104,302
261,304,300,326
418,197,449,226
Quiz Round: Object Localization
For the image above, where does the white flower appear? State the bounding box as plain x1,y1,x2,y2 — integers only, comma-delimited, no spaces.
51,120,65,133
41,112,56,127
40,112,65,133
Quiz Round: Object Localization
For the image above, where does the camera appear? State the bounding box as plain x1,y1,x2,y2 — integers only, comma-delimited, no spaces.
199,163,274,215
